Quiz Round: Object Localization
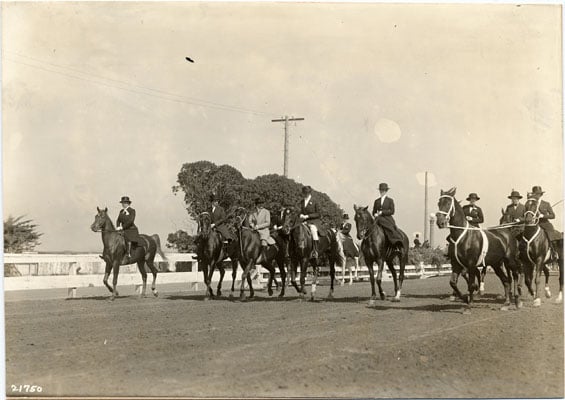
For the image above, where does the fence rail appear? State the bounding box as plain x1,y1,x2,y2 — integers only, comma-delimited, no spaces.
3,253,452,298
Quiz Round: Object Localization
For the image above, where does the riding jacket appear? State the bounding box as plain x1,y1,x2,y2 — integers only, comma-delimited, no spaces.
462,204,484,228
116,207,139,242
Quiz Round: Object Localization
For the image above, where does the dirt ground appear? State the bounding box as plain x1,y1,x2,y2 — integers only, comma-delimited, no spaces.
5,274,564,398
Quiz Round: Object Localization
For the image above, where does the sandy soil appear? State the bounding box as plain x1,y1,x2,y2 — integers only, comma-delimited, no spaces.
5,275,563,398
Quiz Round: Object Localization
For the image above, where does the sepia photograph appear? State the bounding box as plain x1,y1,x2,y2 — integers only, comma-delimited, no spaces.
2,1,563,398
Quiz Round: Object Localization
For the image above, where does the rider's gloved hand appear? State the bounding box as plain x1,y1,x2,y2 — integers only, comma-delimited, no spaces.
466,216,472,221
539,214,545,218
117,226,123,231
211,223,216,228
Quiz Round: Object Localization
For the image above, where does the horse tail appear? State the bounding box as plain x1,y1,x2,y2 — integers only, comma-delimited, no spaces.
152,234,168,261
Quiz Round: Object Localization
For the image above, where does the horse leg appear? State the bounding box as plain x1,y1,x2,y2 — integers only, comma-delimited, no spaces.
298,258,307,298
247,271,255,299
111,260,120,300
277,255,287,298
397,253,406,301
387,260,399,302
103,261,113,294
375,259,386,301
491,263,511,310
230,260,238,298
557,255,564,304
449,271,465,302
239,260,253,301
366,259,377,305
136,261,148,298
265,261,276,297
543,265,551,299
328,258,336,299
290,259,300,294
216,263,226,298
479,266,487,296
533,260,544,307
146,259,159,297
310,259,318,301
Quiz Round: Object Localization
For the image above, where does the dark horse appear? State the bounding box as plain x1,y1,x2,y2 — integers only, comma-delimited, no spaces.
287,211,339,300
436,188,522,311
90,207,167,300
521,196,563,305
231,207,285,301
353,205,409,303
195,212,239,300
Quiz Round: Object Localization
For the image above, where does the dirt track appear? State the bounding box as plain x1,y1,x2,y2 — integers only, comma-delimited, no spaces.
5,275,564,398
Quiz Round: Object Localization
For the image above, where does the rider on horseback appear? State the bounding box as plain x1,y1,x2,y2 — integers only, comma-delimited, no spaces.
298,186,322,259
462,193,484,228
249,196,274,261
504,190,526,223
192,193,235,260
372,183,403,253
116,196,139,258
530,186,560,260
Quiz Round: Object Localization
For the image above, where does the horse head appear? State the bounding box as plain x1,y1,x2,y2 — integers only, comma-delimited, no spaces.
198,212,212,238
524,195,540,225
500,207,512,225
280,206,294,235
91,207,112,232
436,187,458,228
353,204,373,240
233,206,249,228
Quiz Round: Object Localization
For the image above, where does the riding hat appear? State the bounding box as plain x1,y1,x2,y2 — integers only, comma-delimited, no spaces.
209,193,217,202
378,183,390,191
507,190,523,199
302,185,312,195
466,193,480,201
119,196,132,204
531,186,545,195
343,213,350,220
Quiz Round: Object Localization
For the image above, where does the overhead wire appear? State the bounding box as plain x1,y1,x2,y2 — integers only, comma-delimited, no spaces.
3,50,277,117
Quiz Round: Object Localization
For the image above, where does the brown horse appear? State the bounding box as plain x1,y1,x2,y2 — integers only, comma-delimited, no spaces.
435,188,522,311
522,196,563,305
195,212,239,300
353,205,409,303
287,210,339,300
90,207,166,300
231,207,283,301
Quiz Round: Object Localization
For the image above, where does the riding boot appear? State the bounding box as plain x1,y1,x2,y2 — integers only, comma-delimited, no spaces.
312,240,319,259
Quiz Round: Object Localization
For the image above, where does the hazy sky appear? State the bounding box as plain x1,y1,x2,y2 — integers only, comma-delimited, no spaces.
2,2,563,252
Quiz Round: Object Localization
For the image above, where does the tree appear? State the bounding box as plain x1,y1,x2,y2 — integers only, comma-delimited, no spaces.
166,230,197,253
4,215,43,253
172,161,344,229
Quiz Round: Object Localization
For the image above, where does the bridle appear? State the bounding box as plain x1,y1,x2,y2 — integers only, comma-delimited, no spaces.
437,194,456,223
524,197,541,226
355,210,375,239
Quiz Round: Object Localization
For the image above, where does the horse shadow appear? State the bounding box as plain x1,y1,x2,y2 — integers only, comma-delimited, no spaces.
164,293,300,302
367,303,470,313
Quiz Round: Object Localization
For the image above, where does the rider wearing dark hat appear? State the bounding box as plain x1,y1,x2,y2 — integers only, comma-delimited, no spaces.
504,189,526,223
462,193,484,228
298,185,322,258
209,193,235,242
529,186,560,258
116,196,139,257
372,183,403,251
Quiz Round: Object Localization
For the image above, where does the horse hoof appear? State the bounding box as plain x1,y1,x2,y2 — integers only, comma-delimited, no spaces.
391,297,400,303
339,281,344,286
152,290,159,297
555,293,563,304
533,298,541,307
545,288,552,298
229,292,234,298
327,292,334,300
500,305,510,312
380,293,386,301
368,298,376,306
496,294,505,301
204,296,210,302
462,308,472,315
449,295,457,302
268,289,274,297
516,300,523,309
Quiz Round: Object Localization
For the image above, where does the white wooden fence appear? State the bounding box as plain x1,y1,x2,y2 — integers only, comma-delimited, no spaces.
3,253,452,298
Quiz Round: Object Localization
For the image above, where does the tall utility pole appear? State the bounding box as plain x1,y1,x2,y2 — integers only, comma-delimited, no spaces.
271,116,305,177
424,171,429,243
